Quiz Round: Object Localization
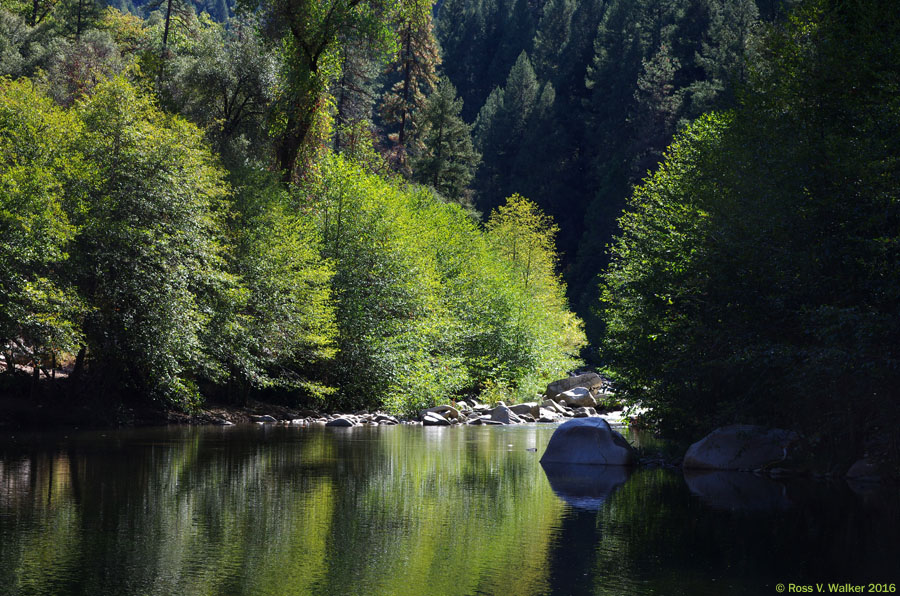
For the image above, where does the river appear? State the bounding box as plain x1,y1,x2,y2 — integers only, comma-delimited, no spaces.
0,424,897,595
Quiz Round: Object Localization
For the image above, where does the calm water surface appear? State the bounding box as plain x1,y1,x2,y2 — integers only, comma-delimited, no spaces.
0,424,897,596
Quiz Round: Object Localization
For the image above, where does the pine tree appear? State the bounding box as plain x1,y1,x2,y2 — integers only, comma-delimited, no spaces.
472,51,539,213
532,0,575,80
688,0,760,116
411,77,480,203
629,43,683,177
380,0,440,173
58,0,102,37
332,36,383,154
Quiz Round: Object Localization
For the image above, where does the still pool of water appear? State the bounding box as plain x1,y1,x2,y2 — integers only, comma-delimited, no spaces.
0,424,897,596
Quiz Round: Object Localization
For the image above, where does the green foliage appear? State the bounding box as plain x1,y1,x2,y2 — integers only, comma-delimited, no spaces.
601,0,900,463
245,0,400,180
205,169,336,404
70,76,229,406
163,14,275,167
0,77,83,367
0,0,589,417
303,157,583,412
484,194,586,395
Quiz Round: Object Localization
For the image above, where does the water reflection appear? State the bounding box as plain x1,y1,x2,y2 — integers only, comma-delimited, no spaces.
540,463,630,510
0,425,898,596
683,469,795,511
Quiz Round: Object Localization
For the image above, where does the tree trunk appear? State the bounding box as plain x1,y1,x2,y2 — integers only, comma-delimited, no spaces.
30,363,39,400
397,25,413,155
276,108,315,183
162,0,174,52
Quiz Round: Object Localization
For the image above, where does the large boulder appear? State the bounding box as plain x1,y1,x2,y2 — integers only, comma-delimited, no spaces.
683,425,799,471
546,373,603,400
490,405,522,425
422,412,451,426
557,387,598,409
325,416,356,427
540,418,636,465
509,402,540,418
420,405,459,420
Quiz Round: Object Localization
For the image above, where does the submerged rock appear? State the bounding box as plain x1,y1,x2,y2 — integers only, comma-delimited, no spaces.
683,425,799,471
540,418,636,465
846,458,881,482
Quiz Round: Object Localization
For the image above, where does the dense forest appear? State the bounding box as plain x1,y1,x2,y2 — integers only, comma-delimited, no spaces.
0,0,584,416
1,0,897,468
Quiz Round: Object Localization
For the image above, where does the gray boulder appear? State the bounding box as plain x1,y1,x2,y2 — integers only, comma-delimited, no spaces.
540,418,636,465
490,405,522,425
557,387,598,409
325,416,355,427
251,414,278,423
542,399,568,415
546,373,603,400
422,412,451,426
683,425,799,470
420,405,459,420
509,402,540,418
537,408,562,423
573,406,597,418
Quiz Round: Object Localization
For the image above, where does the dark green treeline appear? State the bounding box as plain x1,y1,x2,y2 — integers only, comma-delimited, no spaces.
435,0,794,341
601,0,900,469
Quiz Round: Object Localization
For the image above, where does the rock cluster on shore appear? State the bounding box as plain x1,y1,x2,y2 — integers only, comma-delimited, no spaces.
228,372,622,429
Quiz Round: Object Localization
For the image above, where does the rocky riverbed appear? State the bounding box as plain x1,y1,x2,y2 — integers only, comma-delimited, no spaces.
203,372,627,429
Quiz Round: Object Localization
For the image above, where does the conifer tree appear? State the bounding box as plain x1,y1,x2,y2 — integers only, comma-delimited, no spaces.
379,0,440,173
411,77,480,203
532,0,574,80
629,43,683,177
687,0,760,116
332,36,383,154
473,51,539,213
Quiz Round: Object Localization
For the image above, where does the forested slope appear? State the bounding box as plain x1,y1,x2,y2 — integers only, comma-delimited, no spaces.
435,0,797,342
0,0,584,416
